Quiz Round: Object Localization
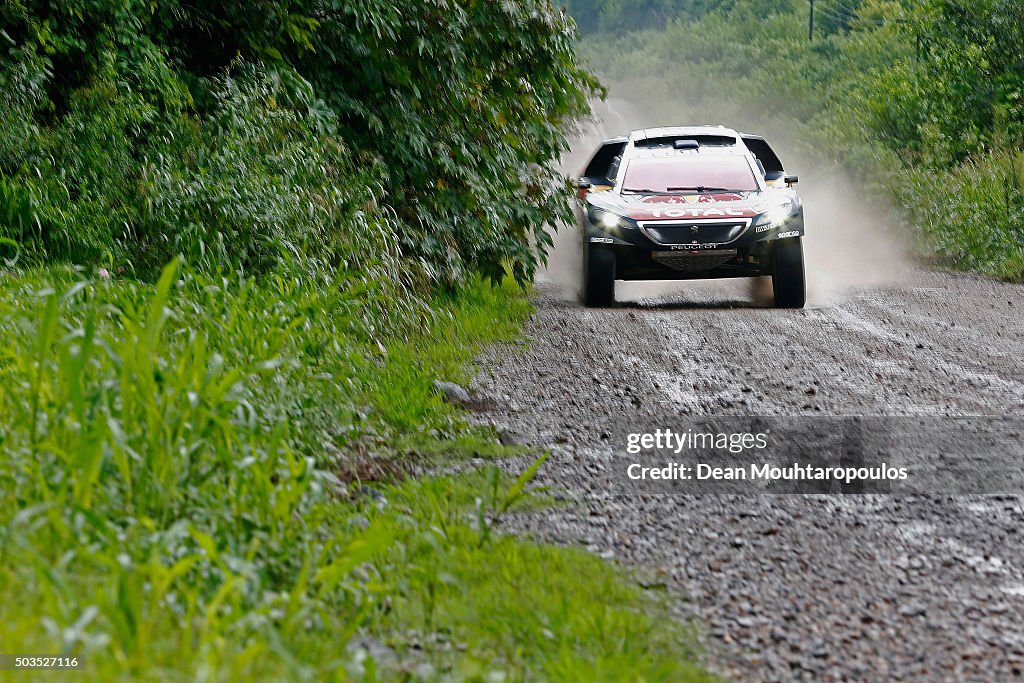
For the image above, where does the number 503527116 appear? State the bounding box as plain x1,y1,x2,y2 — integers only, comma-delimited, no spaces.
1,655,83,670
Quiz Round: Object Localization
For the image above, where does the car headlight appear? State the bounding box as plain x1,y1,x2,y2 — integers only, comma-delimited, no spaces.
755,199,794,229
590,208,626,230
599,211,621,229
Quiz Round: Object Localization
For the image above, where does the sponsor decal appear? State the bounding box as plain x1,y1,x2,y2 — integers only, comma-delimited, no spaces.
777,230,800,238
590,237,614,243
650,208,748,219
755,224,774,233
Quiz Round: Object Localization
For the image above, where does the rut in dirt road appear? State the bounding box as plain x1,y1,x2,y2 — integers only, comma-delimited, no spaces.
471,273,1024,682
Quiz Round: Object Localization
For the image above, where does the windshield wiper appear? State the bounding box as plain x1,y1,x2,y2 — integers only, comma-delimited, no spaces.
622,185,745,193
621,187,664,194
666,186,737,193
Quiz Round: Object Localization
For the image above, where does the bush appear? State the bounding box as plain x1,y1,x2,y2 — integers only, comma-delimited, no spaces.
0,260,715,680
0,0,598,286
0,261,496,677
902,149,1024,280
0,57,409,283
132,64,405,277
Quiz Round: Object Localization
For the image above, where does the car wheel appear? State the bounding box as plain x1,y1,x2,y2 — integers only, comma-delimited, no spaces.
584,244,615,307
772,237,805,309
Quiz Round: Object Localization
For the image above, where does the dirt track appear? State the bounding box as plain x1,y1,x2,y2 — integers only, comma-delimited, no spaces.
472,272,1024,681
466,98,1024,680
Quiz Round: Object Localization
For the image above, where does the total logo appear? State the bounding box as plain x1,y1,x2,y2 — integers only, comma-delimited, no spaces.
649,208,748,218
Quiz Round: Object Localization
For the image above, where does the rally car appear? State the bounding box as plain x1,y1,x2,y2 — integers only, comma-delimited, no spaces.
574,125,805,308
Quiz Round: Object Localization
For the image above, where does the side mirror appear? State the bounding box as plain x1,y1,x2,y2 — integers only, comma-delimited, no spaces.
784,174,799,186
574,178,592,190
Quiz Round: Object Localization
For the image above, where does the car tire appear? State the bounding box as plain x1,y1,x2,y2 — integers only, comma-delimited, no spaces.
584,244,615,307
772,237,805,309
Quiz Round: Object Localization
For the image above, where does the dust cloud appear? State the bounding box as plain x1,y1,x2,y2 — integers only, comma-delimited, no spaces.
539,91,913,307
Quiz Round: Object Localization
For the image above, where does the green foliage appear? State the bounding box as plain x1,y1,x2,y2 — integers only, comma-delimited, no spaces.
0,263,712,680
132,64,402,277
473,453,551,548
0,0,599,285
915,0,1024,157
562,0,768,32
0,57,411,282
297,1,601,285
901,150,1024,279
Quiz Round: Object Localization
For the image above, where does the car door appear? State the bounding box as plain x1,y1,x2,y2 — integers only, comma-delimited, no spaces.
740,134,786,186
579,137,628,193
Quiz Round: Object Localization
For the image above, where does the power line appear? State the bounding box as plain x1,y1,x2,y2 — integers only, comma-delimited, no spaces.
815,2,856,22
808,0,857,42
816,2,895,27
824,0,926,27
806,0,905,40
813,5,845,20
810,4,850,26
815,5,854,23
809,0,906,40
819,0,861,17
818,0,916,25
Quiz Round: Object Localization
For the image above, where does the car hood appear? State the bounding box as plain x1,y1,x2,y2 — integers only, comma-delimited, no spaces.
589,190,792,221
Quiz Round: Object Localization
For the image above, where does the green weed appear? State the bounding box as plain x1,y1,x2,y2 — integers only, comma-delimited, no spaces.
902,149,1024,281
0,262,712,681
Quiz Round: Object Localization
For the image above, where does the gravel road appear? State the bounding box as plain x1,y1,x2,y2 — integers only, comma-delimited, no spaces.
462,98,1024,680
470,270,1024,682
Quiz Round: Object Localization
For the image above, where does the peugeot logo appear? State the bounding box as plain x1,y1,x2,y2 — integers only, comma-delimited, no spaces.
690,225,699,234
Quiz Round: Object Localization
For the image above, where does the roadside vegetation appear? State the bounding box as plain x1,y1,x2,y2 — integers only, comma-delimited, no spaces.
567,0,1024,280
0,264,713,680
0,1,715,680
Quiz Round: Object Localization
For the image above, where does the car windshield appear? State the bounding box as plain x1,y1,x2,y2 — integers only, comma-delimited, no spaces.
621,156,759,193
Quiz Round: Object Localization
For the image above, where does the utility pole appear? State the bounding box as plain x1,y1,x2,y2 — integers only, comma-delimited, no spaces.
809,0,814,42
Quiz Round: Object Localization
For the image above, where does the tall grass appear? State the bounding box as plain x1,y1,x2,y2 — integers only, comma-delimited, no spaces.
901,149,1024,281
0,260,400,678
0,261,713,680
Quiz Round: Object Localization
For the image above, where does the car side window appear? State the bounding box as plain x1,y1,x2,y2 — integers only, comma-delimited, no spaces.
582,139,627,185
606,155,622,183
